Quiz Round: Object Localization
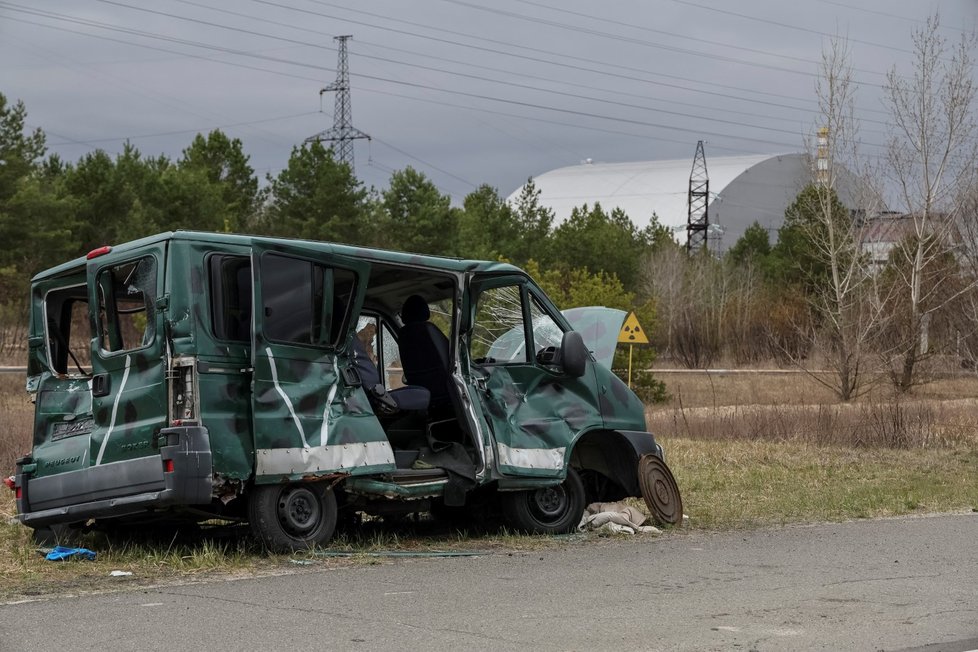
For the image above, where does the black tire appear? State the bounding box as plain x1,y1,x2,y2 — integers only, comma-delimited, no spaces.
31,523,79,547
248,483,338,553
501,467,586,535
637,454,684,527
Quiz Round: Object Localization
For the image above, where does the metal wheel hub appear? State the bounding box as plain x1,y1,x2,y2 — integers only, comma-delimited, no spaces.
638,454,683,526
532,485,567,518
278,487,321,535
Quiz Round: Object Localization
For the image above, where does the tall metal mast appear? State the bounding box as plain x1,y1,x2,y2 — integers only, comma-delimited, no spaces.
305,35,370,173
686,140,710,253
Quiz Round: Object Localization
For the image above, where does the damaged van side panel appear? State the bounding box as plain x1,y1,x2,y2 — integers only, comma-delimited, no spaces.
180,241,254,480
250,240,395,482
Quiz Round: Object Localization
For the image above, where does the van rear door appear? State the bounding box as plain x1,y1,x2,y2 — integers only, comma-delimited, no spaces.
249,240,394,482
85,244,168,495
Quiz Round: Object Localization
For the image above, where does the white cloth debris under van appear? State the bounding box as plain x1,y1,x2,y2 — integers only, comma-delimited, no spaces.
577,502,662,535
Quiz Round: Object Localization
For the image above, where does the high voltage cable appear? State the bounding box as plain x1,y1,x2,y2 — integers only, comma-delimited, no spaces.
26,0,896,125
167,0,839,130
370,137,476,188
3,14,326,83
1,3,901,157
511,0,888,79
816,0,975,34
667,0,916,56
45,111,319,147
438,0,835,80
0,1,835,148
296,0,893,115
355,85,794,156
6,0,963,166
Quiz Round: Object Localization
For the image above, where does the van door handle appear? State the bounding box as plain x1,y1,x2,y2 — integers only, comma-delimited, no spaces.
92,374,110,397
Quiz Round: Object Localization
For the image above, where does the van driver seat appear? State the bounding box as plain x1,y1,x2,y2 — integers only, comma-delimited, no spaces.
398,295,453,413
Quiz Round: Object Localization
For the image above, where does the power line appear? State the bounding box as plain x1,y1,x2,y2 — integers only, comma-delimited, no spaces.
0,2,818,150
512,0,888,79
297,0,895,114
45,111,319,147
439,0,830,79
667,0,916,56
4,0,898,139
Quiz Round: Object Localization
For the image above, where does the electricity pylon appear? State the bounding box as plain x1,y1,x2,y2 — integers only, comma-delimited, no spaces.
306,35,370,173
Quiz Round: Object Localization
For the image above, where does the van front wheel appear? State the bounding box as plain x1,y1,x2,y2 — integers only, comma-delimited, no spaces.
249,483,338,552
501,467,585,535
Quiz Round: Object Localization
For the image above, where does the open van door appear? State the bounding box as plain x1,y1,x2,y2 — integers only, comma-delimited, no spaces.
249,240,394,482
467,276,603,479
86,243,169,485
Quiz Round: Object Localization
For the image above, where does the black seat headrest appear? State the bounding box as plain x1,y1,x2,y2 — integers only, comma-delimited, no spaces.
401,295,430,324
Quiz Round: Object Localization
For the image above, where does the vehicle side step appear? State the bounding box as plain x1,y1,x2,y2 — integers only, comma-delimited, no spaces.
387,468,447,485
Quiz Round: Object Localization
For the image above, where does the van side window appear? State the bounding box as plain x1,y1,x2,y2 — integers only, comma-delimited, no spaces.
260,254,356,348
97,257,157,354
210,255,251,342
355,315,405,390
44,285,92,375
471,284,530,364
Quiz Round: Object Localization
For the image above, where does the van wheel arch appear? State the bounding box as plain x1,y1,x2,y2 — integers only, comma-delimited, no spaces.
569,429,661,502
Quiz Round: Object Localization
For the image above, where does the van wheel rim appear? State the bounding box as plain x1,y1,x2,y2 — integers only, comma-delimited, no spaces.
278,487,321,536
532,486,567,519
638,455,683,526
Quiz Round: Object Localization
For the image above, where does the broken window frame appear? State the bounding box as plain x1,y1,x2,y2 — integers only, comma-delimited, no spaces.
95,256,158,356
43,283,92,377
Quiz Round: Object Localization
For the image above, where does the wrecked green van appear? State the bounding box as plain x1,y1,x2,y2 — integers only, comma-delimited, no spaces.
12,231,681,551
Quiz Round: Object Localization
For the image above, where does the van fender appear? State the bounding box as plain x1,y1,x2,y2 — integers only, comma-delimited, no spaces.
568,428,663,500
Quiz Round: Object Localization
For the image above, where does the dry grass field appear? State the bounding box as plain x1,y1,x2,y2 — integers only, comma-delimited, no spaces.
0,374,31,477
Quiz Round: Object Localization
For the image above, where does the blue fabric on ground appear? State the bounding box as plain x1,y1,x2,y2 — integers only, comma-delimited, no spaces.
45,546,97,561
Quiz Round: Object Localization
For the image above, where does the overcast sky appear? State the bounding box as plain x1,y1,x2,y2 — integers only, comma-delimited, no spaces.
2,0,975,205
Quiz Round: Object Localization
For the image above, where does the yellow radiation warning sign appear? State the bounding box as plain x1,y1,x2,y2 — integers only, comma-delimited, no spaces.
618,311,649,344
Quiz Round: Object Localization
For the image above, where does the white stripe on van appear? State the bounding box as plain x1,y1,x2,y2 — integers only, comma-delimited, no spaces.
265,347,309,449
95,354,131,466
319,383,338,445
255,440,394,476
495,442,565,471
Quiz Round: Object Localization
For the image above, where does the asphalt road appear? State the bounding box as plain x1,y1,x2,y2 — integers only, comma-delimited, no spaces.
2,513,977,652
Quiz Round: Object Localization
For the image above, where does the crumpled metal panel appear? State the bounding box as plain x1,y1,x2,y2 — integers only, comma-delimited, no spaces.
251,346,394,482
480,363,602,478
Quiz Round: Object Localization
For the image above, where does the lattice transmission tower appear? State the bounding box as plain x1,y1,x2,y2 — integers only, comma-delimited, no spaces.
686,140,710,253
306,35,370,173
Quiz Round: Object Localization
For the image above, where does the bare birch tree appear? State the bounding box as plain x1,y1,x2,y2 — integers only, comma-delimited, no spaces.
881,14,978,390
779,37,887,400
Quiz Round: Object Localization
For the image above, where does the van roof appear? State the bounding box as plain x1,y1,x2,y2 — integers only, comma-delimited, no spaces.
32,230,525,282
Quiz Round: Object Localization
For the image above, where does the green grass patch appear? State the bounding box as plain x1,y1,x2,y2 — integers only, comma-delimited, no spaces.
661,436,978,529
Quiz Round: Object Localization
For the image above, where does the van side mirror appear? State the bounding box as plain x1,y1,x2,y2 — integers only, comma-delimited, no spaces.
560,330,588,378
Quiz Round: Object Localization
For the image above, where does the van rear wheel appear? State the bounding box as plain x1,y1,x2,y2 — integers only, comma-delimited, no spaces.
249,483,338,553
31,523,80,547
501,467,585,535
